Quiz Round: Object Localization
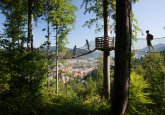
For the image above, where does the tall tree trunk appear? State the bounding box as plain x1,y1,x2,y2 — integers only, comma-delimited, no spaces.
56,24,59,95
17,21,20,45
28,0,34,51
47,1,50,87
111,0,132,114
17,14,20,45
103,0,110,100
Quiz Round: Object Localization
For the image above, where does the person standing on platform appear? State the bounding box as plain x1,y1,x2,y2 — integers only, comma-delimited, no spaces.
146,30,154,52
85,39,90,51
73,45,77,56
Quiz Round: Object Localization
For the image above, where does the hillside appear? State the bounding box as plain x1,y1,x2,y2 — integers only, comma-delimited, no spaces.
135,44,165,57
42,46,100,59
43,43,165,59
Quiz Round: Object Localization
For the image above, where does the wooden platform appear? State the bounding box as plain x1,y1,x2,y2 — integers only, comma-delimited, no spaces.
95,36,114,51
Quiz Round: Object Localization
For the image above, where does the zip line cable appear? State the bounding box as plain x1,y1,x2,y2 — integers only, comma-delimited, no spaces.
60,49,97,59
137,37,165,40
57,36,165,59
59,48,162,59
53,47,162,59
132,49,161,53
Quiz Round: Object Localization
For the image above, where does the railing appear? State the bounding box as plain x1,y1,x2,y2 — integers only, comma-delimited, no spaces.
95,36,115,51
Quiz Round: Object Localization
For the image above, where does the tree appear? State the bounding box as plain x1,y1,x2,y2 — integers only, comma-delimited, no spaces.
27,0,45,51
27,0,34,50
142,53,165,113
129,71,152,114
81,0,141,100
0,0,45,50
81,0,115,32
48,0,77,94
102,0,111,100
82,0,114,100
0,43,47,114
0,0,27,46
111,0,132,114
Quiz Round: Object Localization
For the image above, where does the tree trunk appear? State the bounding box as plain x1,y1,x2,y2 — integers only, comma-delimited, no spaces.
103,0,110,100
111,0,131,114
56,24,59,95
47,3,50,87
28,0,34,51
17,17,20,45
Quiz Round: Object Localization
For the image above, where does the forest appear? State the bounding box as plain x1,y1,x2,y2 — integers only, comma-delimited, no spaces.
0,0,165,115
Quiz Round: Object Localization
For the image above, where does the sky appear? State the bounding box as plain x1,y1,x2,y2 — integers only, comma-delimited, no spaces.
132,0,165,49
0,0,165,49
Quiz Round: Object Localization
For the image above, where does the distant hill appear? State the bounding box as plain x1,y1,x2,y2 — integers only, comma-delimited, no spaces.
42,41,165,59
135,44,165,58
42,45,100,59
64,48,101,59
142,44,165,51
75,43,165,59
42,46,56,52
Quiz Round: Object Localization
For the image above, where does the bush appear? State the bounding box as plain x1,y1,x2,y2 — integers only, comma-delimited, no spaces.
129,71,152,114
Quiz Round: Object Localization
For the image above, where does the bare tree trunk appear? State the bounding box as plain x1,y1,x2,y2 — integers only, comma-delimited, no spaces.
31,34,33,50
111,0,132,114
18,27,20,45
103,0,110,100
56,24,59,95
18,18,20,45
28,0,34,51
47,2,50,87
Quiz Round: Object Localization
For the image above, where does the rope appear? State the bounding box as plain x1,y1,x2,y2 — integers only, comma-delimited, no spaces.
59,49,97,59
72,49,96,58
137,37,165,40
56,37,164,59
58,48,162,59
132,49,149,53
132,49,161,53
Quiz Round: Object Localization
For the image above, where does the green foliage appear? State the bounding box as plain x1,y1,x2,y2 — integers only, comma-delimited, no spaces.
0,0,111,114
0,42,110,114
142,53,165,113
129,71,152,114
132,52,165,114
35,92,110,115
1,1,164,114
81,0,142,37
24,68,110,115
81,0,115,32
49,0,77,26
41,0,77,52
0,40,47,114
0,0,27,45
